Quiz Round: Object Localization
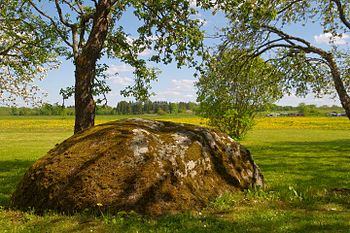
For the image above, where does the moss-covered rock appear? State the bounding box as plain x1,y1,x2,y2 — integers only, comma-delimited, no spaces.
11,118,264,216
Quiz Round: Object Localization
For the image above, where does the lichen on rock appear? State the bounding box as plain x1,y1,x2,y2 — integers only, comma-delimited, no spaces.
11,118,264,216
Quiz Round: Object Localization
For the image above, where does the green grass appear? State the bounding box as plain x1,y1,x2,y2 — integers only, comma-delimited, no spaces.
0,115,349,232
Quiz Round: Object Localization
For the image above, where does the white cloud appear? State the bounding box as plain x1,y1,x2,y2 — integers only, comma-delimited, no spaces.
185,94,195,98
157,90,182,97
314,33,349,45
106,64,134,75
109,76,133,86
152,79,197,102
171,79,195,91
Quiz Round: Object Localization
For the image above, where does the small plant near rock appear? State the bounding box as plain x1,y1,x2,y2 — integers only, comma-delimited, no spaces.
244,189,281,201
209,192,239,211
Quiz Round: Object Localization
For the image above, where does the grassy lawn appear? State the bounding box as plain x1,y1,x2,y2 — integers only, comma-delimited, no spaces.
0,115,349,232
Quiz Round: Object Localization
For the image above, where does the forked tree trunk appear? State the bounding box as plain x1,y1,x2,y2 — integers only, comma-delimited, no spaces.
73,1,112,134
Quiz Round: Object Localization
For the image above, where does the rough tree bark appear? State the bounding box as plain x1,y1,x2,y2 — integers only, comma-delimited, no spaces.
74,56,96,133
73,1,112,133
325,53,350,119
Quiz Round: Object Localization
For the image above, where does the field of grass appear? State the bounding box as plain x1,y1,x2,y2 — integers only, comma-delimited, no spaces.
0,115,349,232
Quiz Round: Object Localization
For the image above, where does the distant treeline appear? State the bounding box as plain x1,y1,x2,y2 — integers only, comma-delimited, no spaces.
0,102,344,116
115,101,198,115
0,101,199,116
268,103,345,116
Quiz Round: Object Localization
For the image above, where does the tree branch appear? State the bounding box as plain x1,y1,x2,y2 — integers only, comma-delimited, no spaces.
0,41,21,56
254,37,288,54
54,0,75,28
81,1,113,58
91,0,98,8
72,26,79,58
261,24,312,48
331,0,350,30
27,0,73,48
277,0,304,14
254,43,294,57
62,0,83,14
305,57,329,66
76,0,86,13
78,11,95,49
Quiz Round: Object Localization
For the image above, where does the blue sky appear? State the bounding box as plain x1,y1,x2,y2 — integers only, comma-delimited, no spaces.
37,4,347,107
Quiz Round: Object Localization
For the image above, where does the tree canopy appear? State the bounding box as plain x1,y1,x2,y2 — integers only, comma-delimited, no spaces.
25,0,205,99
0,0,59,105
22,0,205,133
213,0,350,119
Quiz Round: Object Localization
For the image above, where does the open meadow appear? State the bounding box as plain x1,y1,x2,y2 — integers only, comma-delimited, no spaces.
0,115,349,232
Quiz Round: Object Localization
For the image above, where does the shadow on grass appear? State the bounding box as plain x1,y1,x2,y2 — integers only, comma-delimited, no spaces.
3,203,350,233
266,139,350,153
1,206,349,233
249,139,350,209
105,211,350,233
0,160,34,206
250,138,350,185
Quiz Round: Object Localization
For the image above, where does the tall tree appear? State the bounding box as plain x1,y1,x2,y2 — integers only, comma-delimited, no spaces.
213,0,350,119
25,0,204,133
0,0,59,105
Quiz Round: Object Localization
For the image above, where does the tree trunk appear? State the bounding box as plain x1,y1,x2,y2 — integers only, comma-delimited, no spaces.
73,1,112,133
326,54,350,119
74,56,96,133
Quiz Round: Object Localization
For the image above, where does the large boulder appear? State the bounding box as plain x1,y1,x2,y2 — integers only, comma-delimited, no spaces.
11,118,263,216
